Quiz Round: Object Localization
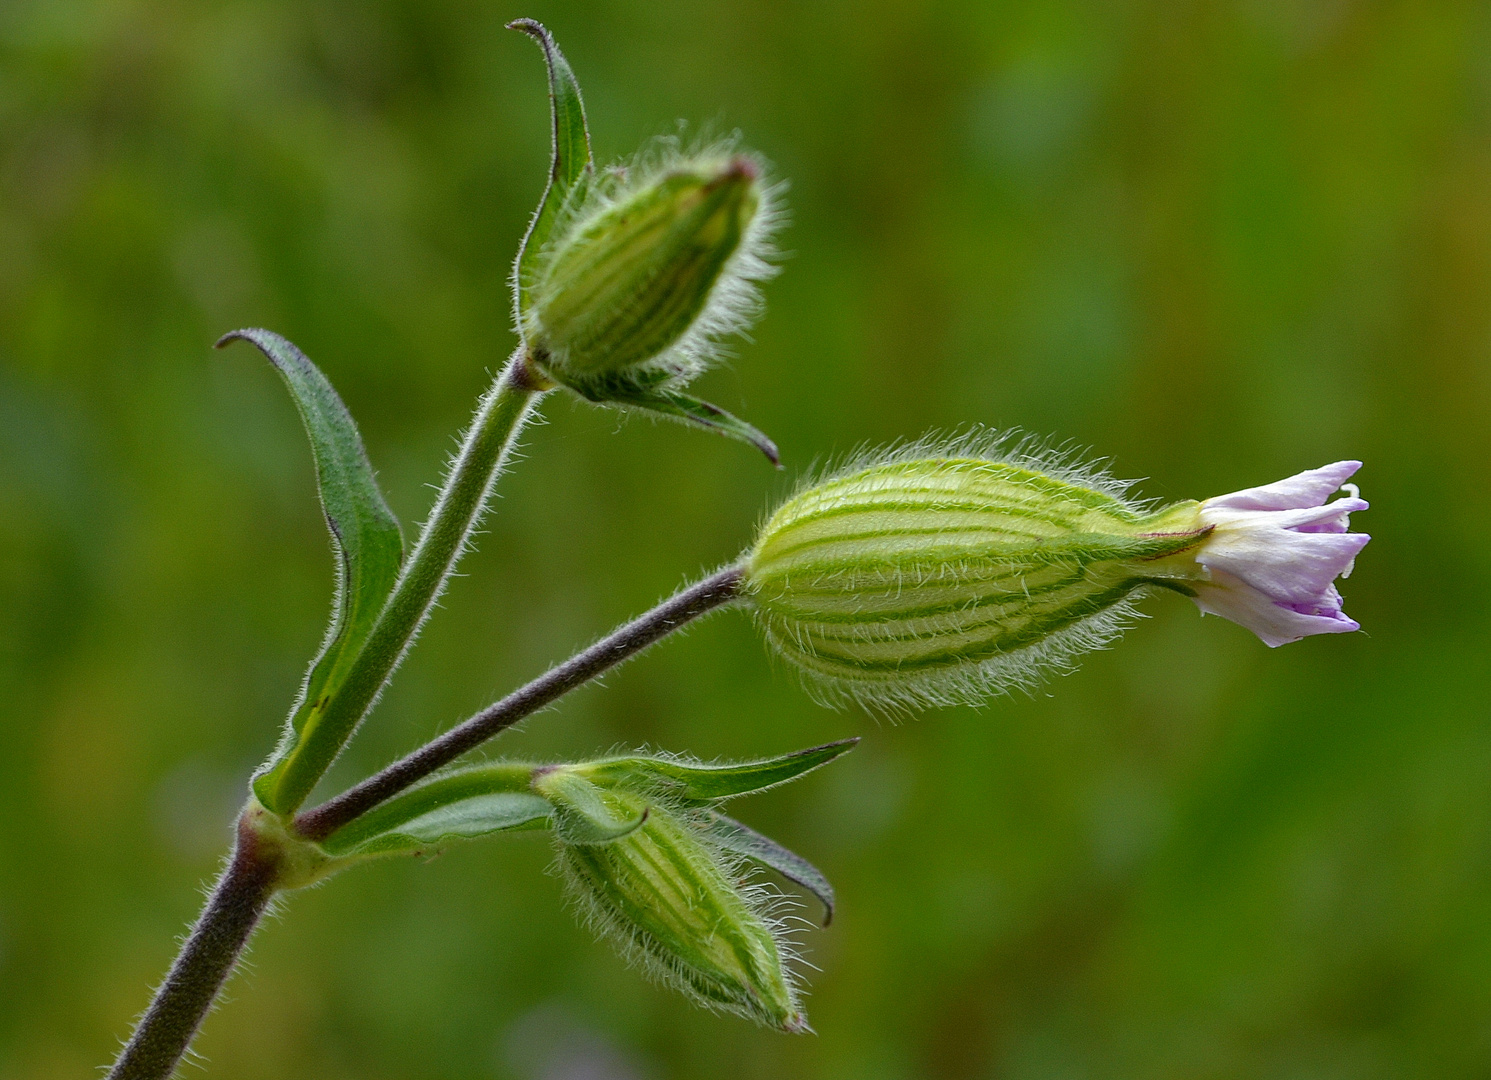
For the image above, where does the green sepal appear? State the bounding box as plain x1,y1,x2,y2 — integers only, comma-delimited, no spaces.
509,19,593,318
604,386,781,467
704,811,836,926
580,738,858,804
217,330,406,814
319,763,547,858
326,794,551,859
536,769,650,845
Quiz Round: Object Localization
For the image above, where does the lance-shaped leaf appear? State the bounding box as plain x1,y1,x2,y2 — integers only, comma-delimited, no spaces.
705,811,837,926
217,330,405,814
320,763,550,859
536,769,650,844
581,738,857,803
606,386,781,467
509,18,593,317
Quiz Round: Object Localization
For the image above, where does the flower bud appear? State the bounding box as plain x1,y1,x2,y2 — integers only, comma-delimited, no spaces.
523,152,774,399
534,766,806,1032
507,24,780,460
745,435,1368,711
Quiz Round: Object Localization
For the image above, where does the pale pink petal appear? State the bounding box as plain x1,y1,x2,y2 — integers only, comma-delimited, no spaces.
1292,495,1370,534
1196,521,1370,605
1191,569,1360,648
1204,461,1362,512
1189,461,1368,646
1262,497,1369,533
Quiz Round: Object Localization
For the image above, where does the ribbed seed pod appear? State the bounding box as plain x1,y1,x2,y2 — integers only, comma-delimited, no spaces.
746,446,1208,711
508,25,781,461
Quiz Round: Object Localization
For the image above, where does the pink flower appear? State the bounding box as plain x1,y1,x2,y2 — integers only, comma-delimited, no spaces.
1190,461,1369,647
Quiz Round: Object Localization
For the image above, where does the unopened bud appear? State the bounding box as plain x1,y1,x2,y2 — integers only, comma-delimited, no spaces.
507,23,781,459
524,153,771,398
744,436,1213,712
534,765,807,1032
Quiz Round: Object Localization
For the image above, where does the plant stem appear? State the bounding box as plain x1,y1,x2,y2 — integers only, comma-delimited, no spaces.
264,351,549,815
106,567,745,1078
107,816,280,1080
106,374,744,1075
295,564,746,841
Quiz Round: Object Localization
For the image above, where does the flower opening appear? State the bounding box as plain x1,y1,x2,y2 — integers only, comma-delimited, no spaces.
1189,460,1369,647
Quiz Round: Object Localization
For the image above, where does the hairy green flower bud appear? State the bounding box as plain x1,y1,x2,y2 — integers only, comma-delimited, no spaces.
516,145,784,463
524,152,773,395
745,434,1210,712
533,765,807,1032
523,156,752,387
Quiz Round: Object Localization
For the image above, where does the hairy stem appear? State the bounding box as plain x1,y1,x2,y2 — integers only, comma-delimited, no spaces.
263,351,549,814
107,816,280,1080
108,354,550,1078
295,564,747,841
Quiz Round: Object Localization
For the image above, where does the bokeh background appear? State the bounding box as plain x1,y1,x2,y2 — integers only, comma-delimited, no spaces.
2,1,1488,1076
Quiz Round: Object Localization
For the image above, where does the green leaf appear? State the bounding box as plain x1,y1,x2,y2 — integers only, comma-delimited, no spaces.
535,769,650,845
510,19,593,316
217,330,405,813
320,763,548,858
582,738,858,803
706,812,837,926
608,386,781,467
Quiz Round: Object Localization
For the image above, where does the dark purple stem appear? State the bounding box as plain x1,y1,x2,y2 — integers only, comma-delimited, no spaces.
294,565,746,842
107,815,280,1080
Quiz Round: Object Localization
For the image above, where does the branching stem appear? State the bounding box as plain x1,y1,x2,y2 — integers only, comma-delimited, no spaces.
105,565,747,1079
295,564,746,841
262,350,547,814
109,351,549,1080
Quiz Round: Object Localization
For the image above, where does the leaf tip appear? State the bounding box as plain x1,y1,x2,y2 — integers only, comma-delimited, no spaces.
214,328,255,350
506,17,546,38
812,736,860,760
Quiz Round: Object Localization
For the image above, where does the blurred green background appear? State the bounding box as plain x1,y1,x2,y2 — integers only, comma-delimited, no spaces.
1,1,1487,1076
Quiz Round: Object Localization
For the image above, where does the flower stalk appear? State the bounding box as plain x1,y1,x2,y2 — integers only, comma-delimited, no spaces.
253,351,546,815
107,19,803,1072
295,564,747,841
94,9,1378,1075
107,567,748,1080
